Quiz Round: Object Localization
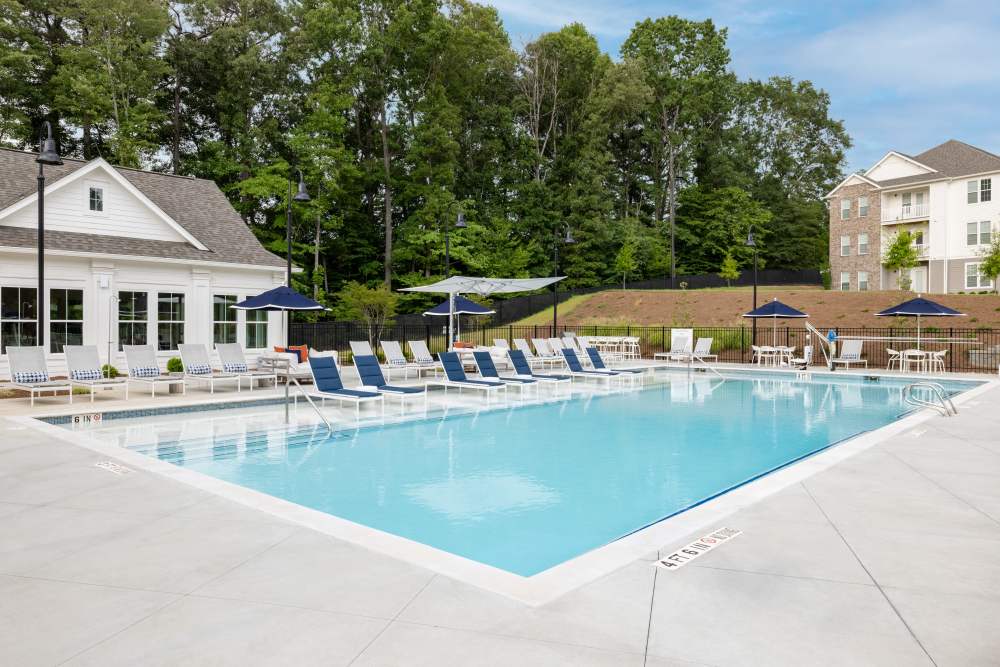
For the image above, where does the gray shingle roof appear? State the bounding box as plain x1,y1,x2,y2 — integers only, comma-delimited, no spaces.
0,149,285,268
873,140,1000,188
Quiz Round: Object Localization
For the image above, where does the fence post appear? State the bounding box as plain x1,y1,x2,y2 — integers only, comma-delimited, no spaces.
949,327,954,372
661,326,666,355
508,324,512,345
741,326,746,363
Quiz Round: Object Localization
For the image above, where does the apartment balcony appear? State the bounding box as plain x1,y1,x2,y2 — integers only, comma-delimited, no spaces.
882,203,930,224
913,244,929,260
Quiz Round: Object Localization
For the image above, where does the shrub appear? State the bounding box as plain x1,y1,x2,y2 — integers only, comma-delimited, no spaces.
166,357,183,373
101,364,120,378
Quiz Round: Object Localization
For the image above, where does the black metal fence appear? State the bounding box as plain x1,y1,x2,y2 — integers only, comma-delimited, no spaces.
290,321,1000,374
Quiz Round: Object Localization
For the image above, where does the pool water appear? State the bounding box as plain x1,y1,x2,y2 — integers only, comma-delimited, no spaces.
74,372,978,576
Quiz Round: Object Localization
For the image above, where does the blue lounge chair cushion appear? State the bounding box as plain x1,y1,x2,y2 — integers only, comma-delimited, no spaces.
454,379,503,388
354,355,388,388
320,388,380,399
585,347,643,374
310,355,345,391
438,351,467,382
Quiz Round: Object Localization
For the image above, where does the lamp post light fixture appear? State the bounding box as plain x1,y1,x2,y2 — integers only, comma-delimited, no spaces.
286,169,310,343
745,225,758,349
445,209,466,278
35,121,63,350
552,225,576,332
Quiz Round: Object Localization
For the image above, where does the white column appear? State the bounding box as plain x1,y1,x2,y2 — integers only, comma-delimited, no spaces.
190,268,212,347
90,260,116,367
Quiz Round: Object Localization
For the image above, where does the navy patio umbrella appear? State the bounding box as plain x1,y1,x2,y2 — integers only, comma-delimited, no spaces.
875,296,964,349
423,296,495,341
233,286,328,423
742,298,809,345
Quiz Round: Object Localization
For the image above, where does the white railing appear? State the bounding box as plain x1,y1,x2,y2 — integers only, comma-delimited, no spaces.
883,203,929,222
914,244,929,258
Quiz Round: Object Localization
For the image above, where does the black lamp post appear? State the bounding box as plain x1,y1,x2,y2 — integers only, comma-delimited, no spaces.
36,121,63,350
745,225,758,349
552,225,576,333
444,208,466,278
286,170,310,342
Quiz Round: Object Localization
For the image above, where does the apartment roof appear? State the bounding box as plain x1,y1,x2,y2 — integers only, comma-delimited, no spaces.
0,148,286,269
873,140,1000,188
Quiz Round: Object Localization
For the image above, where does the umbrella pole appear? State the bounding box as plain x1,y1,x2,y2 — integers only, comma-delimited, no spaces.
917,314,921,351
448,292,455,352
773,318,777,346
284,310,289,424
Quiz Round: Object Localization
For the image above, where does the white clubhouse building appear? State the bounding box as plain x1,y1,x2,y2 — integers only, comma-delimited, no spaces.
0,148,287,377
827,140,1000,293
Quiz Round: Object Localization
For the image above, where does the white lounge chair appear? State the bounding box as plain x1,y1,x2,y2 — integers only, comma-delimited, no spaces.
407,339,443,377
832,339,867,369
64,345,129,402
6,346,73,406
692,337,718,362
518,338,557,369
307,355,384,419
425,351,508,401
380,340,420,380
178,344,241,393
123,345,186,397
349,340,374,358
493,338,510,350
216,343,278,391
654,328,693,361
472,350,539,398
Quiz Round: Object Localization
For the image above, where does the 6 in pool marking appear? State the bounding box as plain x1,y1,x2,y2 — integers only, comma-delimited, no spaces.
655,527,742,571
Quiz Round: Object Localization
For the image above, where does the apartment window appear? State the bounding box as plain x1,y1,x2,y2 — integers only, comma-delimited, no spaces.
88,187,103,212
966,262,992,290
213,294,238,345
913,230,924,246
49,288,83,353
0,287,37,354
858,196,869,217
858,271,869,291
118,291,147,349
902,192,911,213
967,221,991,246
246,309,268,349
840,199,850,220
157,292,184,351
840,235,851,256
839,272,850,291
858,233,869,255
983,178,992,202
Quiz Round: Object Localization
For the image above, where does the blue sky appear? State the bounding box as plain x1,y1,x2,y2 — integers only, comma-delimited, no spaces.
489,0,1000,172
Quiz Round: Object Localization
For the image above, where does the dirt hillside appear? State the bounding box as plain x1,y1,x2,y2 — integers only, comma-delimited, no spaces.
558,287,1000,328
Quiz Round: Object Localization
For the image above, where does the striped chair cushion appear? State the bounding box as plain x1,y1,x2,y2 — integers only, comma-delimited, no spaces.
223,362,247,373
130,366,160,378
13,371,49,384
387,358,407,366
186,363,212,375
71,369,103,381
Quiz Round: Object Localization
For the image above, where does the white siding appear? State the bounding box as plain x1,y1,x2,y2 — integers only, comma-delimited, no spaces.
0,167,188,243
0,250,285,379
866,154,934,181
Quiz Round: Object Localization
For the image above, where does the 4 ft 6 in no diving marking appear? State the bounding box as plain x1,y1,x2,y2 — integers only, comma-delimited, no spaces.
655,527,742,571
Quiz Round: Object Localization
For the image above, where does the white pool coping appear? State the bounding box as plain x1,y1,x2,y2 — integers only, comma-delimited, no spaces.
17,370,998,606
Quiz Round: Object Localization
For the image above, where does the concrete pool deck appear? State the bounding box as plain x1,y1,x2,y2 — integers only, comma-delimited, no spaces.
1,369,999,665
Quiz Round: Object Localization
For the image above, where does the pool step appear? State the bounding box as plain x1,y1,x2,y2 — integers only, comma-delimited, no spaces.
124,426,347,464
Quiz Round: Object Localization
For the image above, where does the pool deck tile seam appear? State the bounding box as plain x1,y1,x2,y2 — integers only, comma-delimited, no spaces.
799,480,940,667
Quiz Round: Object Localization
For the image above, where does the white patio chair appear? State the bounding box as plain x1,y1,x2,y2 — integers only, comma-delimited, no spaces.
407,339,443,376
790,345,813,369
64,345,129,402
654,328,693,361
886,348,903,371
178,344,241,394
692,337,718,362
831,339,868,369
123,345,186,397
6,346,73,406
928,349,947,373
380,340,420,380
216,343,278,391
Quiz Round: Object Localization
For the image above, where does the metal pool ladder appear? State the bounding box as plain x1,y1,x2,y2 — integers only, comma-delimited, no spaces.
903,382,957,417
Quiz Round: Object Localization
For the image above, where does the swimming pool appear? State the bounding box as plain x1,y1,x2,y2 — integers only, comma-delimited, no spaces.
66,372,979,577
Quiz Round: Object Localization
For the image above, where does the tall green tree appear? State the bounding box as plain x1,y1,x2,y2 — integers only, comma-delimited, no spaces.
621,17,731,285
